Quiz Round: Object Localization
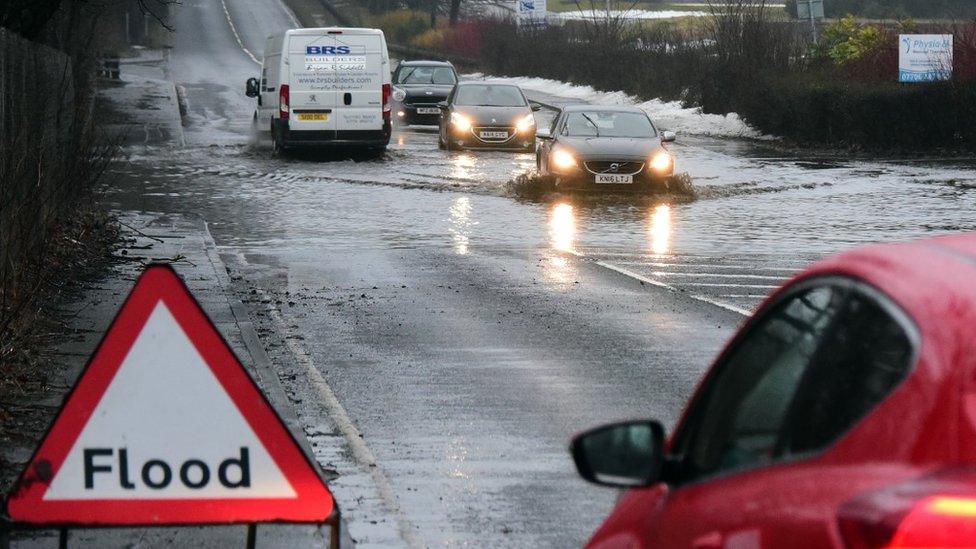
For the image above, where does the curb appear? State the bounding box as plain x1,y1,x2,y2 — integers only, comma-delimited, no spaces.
201,222,349,545
202,223,307,450
170,82,186,147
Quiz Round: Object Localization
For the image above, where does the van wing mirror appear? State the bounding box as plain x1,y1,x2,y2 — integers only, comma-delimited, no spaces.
570,420,665,488
661,131,676,143
536,128,552,140
245,77,260,98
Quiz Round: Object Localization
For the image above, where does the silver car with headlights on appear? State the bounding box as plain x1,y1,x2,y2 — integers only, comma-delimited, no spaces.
536,105,676,192
438,82,541,152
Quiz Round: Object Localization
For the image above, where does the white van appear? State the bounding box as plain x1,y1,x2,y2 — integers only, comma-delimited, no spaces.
246,27,392,153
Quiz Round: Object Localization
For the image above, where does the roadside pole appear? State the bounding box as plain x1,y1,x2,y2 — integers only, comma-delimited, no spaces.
798,0,824,45
809,0,817,45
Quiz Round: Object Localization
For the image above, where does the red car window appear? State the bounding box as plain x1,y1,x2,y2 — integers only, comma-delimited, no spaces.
671,280,915,485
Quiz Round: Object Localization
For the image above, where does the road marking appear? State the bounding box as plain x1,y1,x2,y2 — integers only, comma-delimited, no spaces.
649,271,786,280
250,284,423,548
673,282,780,289
571,251,752,317
689,294,754,317
614,261,800,272
220,0,261,65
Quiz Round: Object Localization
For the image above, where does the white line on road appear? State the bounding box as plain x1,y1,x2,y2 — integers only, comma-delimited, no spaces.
649,271,786,280
689,295,754,316
615,261,800,272
571,251,752,317
220,0,261,65
254,287,423,548
675,282,780,289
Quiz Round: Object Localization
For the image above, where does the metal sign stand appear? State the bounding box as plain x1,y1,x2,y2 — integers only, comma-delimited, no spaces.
798,0,824,44
2,512,342,549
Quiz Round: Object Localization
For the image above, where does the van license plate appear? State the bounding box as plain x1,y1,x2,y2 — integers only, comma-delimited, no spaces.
297,113,328,121
416,107,440,115
595,174,633,184
479,131,508,139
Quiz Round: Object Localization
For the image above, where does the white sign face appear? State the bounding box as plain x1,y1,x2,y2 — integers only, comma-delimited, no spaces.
796,0,824,19
8,265,334,525
46,303,294,500
900,34,953,82
515,0,547,26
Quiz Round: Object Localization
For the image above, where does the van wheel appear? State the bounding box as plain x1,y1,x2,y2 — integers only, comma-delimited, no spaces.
271,127,283,156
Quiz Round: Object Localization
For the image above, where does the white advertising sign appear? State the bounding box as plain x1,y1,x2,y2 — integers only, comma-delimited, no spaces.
516,0,547,26
899,34,953,82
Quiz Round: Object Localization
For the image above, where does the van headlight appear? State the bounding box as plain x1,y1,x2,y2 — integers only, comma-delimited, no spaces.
649,151,673,175
515,114,536,134
451,112,473,132
392,87,407,102
551,149,577,171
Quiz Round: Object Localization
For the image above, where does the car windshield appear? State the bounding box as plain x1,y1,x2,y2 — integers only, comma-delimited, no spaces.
397,66,457,85
564,112,657,138
454,85,526,107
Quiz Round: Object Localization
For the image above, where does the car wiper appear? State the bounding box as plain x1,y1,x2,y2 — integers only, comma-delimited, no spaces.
580,113,601,137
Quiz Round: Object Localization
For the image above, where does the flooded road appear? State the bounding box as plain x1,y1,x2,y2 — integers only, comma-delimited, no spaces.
102,0,976,545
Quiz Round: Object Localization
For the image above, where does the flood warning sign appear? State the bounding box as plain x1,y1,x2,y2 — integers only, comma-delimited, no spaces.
5,265,334,525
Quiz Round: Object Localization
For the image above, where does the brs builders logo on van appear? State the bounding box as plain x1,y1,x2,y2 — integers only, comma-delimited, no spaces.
306,46,351,54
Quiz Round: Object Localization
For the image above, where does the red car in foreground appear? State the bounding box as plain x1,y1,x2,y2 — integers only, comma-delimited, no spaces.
571,233,976,549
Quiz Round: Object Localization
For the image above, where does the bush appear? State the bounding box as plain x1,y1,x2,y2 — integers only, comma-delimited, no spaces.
369,10,430,44
738,76,974,149
813,15,886,65
437,14,976,150
410,28,450,49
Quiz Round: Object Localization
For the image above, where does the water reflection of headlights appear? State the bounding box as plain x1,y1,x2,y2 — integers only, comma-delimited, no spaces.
451,112,473,131
650,204,671,255
550,202,576,252
515,114,536,133
650,151,673,175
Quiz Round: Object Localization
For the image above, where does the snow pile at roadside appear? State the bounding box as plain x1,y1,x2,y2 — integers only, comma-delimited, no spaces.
553,9,708,20
466,73,768,139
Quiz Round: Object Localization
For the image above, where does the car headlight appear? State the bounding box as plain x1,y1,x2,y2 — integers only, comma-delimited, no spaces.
392,87,407,102
551,149,577,170
451,112,473,132
649,151,673,175
515,114,536,134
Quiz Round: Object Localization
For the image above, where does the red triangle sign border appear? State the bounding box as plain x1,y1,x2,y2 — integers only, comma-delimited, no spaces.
5,264,335,525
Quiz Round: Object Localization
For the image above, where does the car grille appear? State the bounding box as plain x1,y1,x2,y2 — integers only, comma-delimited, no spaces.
584,161,645,175
472,126,516,143
404,98,444,106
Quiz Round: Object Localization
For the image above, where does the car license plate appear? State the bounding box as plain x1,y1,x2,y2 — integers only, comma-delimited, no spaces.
480,131,508,139
297,113,328,121
595,174,633,184
416,107,440,115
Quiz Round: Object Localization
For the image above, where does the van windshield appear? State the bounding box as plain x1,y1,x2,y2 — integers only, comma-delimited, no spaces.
397,66,457,85
454,85,526,107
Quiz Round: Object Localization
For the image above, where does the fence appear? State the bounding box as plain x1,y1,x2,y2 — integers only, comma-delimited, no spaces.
0,27,85,326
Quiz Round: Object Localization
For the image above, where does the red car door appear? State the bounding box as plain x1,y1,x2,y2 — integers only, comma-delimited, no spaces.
588,277,919,548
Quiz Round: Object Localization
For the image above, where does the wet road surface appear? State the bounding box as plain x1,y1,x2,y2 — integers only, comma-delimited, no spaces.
102,0,976,545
